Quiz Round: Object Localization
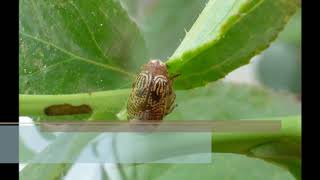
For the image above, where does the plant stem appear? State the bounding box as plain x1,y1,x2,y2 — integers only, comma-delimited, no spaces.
19,89,131,117
212,116,300,154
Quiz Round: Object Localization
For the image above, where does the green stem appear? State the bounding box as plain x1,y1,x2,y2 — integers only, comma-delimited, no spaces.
19,89,130,117
212,116,300,154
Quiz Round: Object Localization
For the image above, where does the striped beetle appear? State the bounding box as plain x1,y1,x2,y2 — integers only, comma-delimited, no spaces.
127,60,176,122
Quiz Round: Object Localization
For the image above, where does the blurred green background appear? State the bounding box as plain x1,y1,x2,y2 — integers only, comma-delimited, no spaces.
256,9,301,96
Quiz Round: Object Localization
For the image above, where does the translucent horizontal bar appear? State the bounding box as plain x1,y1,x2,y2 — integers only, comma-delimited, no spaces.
35,120,281,132
18,125,212,163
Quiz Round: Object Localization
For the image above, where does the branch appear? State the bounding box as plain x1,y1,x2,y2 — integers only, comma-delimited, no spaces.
19,89,130,118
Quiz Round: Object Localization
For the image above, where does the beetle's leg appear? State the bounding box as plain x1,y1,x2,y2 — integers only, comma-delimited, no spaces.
165,93,177,115
170,74,181,81
166,103,178,115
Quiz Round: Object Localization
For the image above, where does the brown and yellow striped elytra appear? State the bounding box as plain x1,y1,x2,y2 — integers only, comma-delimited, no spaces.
127,60,176,122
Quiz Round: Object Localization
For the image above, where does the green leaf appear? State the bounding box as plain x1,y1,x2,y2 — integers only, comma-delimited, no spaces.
19,133,98,180
277,9,301,46
121,0,208,60
19,0,148,94
261,158,301,180
166,81,300,120
19,113,114,180
166,0,300,89
124,153,295,180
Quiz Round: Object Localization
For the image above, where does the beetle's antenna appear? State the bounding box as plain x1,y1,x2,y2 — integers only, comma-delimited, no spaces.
170,73,181,81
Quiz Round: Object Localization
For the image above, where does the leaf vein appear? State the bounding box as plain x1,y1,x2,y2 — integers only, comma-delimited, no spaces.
20,32,135,77
68,1,111,62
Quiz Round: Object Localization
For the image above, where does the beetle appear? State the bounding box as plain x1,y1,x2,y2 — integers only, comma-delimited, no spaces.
127,60,177,122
